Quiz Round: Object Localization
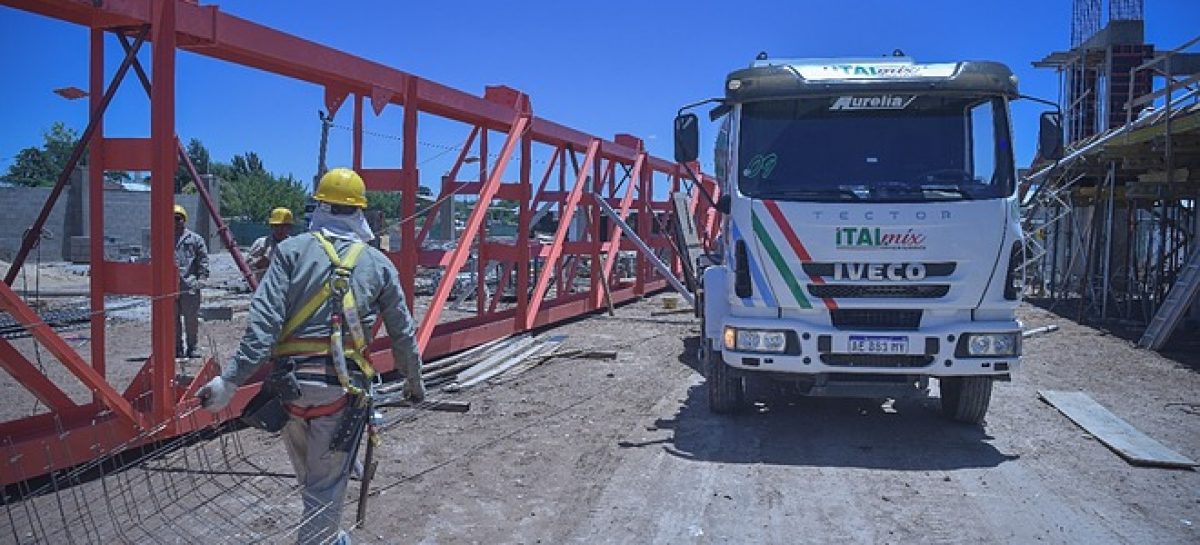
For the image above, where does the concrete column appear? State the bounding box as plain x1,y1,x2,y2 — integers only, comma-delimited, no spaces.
64,166,87,261
193,174,221,249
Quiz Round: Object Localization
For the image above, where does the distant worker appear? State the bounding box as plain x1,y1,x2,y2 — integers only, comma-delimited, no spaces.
248,207,295,282
174,203,209,359
197,168,425,544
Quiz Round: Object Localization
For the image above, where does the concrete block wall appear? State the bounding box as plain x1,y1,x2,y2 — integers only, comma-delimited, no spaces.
0,186,67,261
0,168,220,262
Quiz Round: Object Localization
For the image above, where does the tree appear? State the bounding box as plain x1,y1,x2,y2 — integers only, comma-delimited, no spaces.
6,122,79,186
214,152,308,222
176,138,211,192
5,122,131,186
366,191,403,220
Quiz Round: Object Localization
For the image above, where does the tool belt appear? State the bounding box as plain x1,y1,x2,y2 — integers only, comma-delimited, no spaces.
240,359,303,433
284,394,350,420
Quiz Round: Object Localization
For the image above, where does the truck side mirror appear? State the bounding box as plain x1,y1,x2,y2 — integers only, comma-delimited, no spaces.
1038,111,1063,161
674,113,700,163
715,194,731,214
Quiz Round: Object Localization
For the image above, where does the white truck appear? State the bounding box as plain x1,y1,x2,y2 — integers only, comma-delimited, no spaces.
674,55,1060,423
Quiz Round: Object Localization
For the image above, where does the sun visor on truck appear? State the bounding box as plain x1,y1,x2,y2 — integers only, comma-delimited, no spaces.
724,60,1019,103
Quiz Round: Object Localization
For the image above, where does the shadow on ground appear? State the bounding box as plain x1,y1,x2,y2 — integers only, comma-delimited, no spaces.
1024,297,1200,373
638,336,1019,472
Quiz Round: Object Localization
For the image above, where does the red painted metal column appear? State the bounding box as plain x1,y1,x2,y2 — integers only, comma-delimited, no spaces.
476,130,489,315
353,94,364,170
400,78,419,311
150,0,178,422
589,156,603,304
515,131,532,331
635,160,652,295
88,28,106,392
416,115,528,351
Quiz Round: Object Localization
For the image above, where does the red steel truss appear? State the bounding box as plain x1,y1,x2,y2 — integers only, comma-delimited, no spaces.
0,0,720,485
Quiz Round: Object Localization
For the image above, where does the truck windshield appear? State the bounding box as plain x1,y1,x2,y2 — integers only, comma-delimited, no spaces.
737,95,1014,202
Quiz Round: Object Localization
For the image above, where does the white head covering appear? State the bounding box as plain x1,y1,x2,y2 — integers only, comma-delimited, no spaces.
308,202,375,242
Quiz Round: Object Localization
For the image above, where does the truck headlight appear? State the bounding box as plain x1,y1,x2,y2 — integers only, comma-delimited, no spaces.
723,326,791,354
960,333,1020,357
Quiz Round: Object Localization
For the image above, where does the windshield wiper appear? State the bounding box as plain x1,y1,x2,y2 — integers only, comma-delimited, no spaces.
918,185,974,200
767,189,861,200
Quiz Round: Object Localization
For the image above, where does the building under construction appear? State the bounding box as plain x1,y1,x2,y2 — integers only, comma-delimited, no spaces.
1023,0,1200,349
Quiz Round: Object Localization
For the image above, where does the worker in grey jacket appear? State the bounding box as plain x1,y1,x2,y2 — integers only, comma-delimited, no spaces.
248,206,295,283
174,204,209,358
198,168,424,545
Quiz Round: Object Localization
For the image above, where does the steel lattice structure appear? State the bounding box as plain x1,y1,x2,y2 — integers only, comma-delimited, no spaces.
0,0,720,488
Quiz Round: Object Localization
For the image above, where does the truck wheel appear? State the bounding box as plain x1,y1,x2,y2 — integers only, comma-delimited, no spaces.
704,343,744,414
939,376,993,424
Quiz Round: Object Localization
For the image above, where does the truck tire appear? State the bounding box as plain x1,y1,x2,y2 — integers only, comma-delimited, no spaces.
704,343,744,414
939,376,992,424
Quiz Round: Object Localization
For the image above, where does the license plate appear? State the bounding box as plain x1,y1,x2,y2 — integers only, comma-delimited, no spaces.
848,335,909,354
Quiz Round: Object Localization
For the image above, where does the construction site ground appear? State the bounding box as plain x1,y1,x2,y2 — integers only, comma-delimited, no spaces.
3,255,1200,543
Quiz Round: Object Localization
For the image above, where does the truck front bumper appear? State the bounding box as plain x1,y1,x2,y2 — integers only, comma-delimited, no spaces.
717,316,1020,377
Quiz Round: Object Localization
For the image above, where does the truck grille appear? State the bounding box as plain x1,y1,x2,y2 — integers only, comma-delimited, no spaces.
807,284,950,299
820,354,935,368
830,309,922,330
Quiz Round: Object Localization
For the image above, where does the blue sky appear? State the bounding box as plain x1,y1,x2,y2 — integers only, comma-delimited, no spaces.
1,0,1198,192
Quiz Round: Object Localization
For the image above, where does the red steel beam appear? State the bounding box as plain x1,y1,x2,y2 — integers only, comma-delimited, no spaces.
593,153,644,308
148,0,177,423
525,140,600,329
0,341,77,412
0,282,144,429
88,26,107,394
415,113,530,351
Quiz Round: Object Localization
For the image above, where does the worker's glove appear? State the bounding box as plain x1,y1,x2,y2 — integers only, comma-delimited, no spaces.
196,376,237,412
403,376,425,403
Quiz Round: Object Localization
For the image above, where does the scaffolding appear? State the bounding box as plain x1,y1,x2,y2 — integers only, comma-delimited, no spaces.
1024,22,1200,342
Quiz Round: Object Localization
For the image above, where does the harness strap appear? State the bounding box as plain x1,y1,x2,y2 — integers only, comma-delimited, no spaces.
272,233,375,397
285,395,350,420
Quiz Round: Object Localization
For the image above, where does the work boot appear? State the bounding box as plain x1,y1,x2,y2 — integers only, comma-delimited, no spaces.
186,347,200,359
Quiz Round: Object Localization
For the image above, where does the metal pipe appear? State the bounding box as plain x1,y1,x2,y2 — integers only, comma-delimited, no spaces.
592,192,694,306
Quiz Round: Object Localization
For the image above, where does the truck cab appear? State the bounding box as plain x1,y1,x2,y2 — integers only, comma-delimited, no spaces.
679,56,1027,423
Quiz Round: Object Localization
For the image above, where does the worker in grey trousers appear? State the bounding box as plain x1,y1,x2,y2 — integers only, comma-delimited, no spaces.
198,168,425,544
174,203,209,358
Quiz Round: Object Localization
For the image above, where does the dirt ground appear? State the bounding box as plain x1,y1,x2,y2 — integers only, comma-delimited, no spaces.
338,298,1200,545
5,255,1200,543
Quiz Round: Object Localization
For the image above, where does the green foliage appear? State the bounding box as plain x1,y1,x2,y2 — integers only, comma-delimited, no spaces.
365,191,403,220
5,122,131,186
214,151,308,223
176,138,211,192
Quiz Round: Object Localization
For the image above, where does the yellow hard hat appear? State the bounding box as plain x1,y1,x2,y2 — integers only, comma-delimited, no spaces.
268,207,294,225
314,168,368,208
173,204,188,221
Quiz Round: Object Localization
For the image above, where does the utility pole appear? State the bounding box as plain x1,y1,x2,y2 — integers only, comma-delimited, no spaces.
314,109,333,192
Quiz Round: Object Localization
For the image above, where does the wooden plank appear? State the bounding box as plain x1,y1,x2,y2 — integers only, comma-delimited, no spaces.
670,192,703,293
1039,390,1197,468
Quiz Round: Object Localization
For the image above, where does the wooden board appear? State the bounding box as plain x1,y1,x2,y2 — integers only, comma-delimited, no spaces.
1039,390,1197,469
670,192,703,292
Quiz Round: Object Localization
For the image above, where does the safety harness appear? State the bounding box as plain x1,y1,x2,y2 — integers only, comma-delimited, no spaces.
272,232,377,398
269,232,384,451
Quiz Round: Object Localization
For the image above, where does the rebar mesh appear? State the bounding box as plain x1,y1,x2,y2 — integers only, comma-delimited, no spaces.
2,406,361,545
